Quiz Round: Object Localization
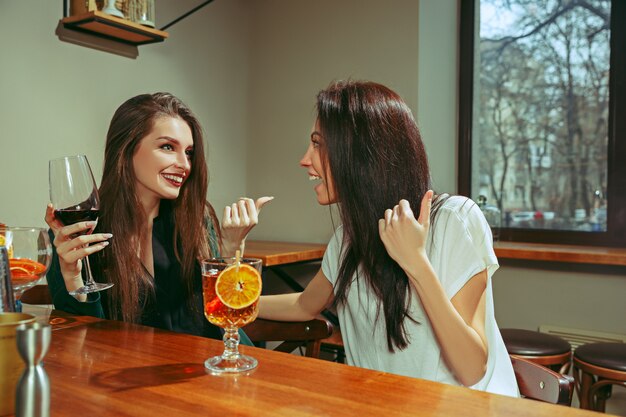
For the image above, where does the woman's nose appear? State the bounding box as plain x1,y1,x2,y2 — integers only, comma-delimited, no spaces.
176,152,191,170
300,145,312,167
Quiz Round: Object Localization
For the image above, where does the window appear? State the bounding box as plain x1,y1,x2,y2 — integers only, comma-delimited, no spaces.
459,0,626,246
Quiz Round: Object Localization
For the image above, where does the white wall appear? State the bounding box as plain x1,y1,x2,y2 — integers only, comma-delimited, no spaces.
0,0,250,226
245,0,420,243
417,0,458,193
494,263,626,335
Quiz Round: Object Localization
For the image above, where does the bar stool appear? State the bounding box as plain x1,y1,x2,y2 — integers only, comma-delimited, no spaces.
500,328,572,373
573,342,626,412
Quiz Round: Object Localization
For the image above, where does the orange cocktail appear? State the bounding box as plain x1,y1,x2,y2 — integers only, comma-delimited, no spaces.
9,259,47,291
202,268,259,328
201,257,262,373
1,227,52,303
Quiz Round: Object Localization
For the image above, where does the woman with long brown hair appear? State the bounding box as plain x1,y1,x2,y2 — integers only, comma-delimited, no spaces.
259,80,518,395
45,92,271,340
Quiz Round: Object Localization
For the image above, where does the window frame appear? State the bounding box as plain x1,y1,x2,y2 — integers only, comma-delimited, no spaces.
458,0,626,247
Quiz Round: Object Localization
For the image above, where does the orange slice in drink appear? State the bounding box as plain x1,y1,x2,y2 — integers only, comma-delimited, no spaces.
9,259,47,278
215,263,262,309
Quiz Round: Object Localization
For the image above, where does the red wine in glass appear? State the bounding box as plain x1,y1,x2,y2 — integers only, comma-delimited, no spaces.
49,155,113,295
54,208,100,236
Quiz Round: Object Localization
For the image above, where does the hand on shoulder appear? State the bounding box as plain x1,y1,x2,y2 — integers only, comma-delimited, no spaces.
378,191,433,270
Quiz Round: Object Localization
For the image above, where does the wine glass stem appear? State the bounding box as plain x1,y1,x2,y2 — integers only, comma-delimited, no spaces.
222,327,241,360
82,250,96,286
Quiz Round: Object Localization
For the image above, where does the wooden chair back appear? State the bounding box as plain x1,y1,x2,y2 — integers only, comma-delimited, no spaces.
320,324,346,363
20,284,53,305
243,318,333,359
511,355,574,405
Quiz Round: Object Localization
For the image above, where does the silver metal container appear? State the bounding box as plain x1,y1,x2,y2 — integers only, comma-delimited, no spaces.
15,322,51,417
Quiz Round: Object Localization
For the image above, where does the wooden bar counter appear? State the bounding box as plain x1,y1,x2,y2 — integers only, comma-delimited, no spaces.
494,241,626,266
29,309,600,417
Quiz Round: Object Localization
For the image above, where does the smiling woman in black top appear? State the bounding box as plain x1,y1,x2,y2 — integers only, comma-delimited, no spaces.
45,92,271,341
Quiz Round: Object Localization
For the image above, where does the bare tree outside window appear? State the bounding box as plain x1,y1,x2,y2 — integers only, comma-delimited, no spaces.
475,0,609,232
459,0,626,246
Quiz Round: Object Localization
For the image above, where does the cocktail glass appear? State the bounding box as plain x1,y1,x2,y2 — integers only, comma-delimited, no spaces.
201,257,262,373
2,227,52,303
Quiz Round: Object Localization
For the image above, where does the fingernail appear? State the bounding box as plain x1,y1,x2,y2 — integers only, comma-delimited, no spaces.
104,233,113,238
102,241,109,246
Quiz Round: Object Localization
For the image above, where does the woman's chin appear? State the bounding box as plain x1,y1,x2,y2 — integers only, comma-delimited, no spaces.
313,185,336,205
159,190,181,200
315,195,334,206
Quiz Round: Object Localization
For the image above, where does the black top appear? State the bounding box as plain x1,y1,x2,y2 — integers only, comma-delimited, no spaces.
47,201,251,344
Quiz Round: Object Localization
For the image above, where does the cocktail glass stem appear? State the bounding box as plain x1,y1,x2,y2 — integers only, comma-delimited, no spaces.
13,284,33,312
222,327,241,360
204,326,257,373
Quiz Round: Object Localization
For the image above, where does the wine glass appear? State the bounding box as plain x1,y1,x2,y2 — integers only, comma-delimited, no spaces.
2,227,52,306
201,257,262,373
48,155,113,295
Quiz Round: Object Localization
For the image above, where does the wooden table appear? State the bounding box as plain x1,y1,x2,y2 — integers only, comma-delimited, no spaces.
26,305,102,330
245,240,327,267
245,240,326,293
26,309,599,417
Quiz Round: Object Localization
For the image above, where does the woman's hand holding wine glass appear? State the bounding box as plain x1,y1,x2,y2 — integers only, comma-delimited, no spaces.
47,155,114,298
44,206,112,297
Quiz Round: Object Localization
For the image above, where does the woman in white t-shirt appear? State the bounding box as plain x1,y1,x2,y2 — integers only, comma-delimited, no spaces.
259,80,518,396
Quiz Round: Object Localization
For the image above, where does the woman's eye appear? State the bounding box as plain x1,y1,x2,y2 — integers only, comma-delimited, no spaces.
312,141,320,149
161,144,174,151
185,149,194,159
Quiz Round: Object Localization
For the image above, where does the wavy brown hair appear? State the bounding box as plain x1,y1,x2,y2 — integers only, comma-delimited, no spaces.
95,92,219,323
316,80,445,351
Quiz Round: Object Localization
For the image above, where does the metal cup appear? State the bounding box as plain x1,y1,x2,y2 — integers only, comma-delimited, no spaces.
15,322,51,417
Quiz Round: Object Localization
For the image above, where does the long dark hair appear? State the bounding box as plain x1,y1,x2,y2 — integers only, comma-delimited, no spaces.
96,92,220,323
317,80,441,351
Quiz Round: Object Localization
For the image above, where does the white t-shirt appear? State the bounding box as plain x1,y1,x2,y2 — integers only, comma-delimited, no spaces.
322,196,519,396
